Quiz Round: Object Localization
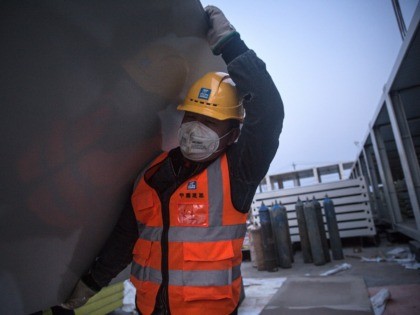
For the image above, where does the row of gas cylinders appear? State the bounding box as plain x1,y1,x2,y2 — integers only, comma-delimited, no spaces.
249,196,343,271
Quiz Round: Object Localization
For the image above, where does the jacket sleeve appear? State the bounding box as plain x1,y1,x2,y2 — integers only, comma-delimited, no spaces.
83,199,138,290
225,43,285,212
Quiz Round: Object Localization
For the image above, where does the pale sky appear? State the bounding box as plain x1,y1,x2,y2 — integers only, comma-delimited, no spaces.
201,0,419,175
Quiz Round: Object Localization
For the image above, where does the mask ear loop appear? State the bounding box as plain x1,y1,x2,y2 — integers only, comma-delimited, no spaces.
218,128,235,140
208,128,237,155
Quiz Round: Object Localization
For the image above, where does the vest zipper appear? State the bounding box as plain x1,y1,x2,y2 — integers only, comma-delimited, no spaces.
153,156,203,314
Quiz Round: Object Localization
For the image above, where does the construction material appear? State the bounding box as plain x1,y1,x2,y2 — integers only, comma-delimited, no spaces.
408,240,420,262
122,279,136,313
252,177,376,242
0,1,225,313
260,276,373,314
370,288,391,315
74,282,124,315
320,263,352,276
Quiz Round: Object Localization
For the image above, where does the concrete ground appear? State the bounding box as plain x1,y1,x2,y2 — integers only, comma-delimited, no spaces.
239,235,420,314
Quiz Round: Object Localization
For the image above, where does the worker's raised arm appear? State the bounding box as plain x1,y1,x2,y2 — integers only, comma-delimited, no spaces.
205,5,285,213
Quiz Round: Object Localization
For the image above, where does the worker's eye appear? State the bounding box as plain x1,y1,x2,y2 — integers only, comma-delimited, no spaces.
204,118,218,126
183,114,195,122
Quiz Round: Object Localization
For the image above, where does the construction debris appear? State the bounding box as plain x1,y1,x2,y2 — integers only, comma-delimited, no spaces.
319,263,352,276
358,247,420,269
370,288,391,315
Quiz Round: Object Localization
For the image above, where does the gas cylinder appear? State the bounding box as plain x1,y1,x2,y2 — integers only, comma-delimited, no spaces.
313,197,331,263
295,198,312,263
304,199,326,266
323,195,344,260
270,200,292,268
249,226,266,271
258,202,278,271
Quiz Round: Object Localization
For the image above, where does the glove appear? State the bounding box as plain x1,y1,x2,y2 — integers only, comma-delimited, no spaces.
205,5,239,55
61,279,98,310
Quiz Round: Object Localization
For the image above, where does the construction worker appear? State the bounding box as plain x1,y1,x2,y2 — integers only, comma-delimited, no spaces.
62,5,284,315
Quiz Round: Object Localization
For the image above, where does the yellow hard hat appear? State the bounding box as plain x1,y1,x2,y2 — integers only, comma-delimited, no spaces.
177,72,244,121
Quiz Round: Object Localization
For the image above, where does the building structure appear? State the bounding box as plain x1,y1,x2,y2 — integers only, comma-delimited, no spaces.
259,162,354,192
350,2,420,242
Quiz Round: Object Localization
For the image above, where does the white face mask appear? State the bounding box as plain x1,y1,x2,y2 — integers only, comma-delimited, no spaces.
178,121,229,161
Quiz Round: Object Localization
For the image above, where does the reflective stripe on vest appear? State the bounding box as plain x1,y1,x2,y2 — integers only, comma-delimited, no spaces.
131,261,241,286
137,223,247,242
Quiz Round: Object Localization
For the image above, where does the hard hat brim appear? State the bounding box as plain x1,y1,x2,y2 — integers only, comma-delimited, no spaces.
177,103,243,121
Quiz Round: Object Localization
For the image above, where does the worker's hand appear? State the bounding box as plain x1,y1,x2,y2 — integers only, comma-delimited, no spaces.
61,279,98,310
205,5,238,55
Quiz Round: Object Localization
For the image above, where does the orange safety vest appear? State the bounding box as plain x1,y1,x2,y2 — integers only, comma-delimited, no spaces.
130,152,247,315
